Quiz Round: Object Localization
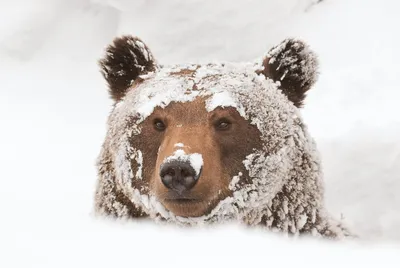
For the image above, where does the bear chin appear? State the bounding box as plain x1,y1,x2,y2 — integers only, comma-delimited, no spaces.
162,199,216,218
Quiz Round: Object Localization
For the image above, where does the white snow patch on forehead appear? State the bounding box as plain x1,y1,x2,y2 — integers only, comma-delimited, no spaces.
205,91,245,116
163,149,203,177
115,63,266,125
174,143,184,148
134,80,201,121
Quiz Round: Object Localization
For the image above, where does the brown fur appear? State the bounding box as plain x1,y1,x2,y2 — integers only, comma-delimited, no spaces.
99,36,156,101
260,39,318,108
169,68,198,77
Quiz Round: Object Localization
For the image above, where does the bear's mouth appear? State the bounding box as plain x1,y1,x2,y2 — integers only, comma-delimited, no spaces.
163,197,210,217
164,198,201,204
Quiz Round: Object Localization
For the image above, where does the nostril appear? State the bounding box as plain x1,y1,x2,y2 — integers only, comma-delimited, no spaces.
166,168,175,177
182,176,196,189
181,168,192,177
161,174,174,189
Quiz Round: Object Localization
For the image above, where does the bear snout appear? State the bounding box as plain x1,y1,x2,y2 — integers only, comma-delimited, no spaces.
160,160,201,194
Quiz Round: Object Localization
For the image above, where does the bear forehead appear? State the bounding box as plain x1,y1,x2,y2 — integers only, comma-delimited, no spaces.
144,62,262,90
114,62,285,125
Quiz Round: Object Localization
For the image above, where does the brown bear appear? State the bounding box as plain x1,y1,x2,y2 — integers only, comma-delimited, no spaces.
94,35,351,239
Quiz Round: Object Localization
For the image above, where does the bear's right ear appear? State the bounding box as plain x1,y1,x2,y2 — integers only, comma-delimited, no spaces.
99,35,156,101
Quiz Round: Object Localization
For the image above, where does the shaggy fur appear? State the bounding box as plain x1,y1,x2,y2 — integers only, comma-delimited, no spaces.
260,38,319,108
94,35,351,239
99,36,156,101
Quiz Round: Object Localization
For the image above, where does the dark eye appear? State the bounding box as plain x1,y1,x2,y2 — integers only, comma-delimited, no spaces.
215,119,232,131
154,119,166,131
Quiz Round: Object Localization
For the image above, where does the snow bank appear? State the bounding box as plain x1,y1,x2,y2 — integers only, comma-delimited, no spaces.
1,0,400,266
2,219,400,268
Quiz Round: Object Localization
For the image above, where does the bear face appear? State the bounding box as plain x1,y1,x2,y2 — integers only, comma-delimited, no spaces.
95,36,351,238
147,100,263,218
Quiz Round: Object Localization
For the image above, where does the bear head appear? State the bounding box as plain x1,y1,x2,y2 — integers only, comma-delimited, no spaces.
94,35,350,238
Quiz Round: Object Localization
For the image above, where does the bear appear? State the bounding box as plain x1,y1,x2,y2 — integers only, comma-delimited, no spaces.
94,35,351,239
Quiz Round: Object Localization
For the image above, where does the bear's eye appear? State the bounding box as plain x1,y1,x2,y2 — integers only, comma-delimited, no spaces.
153,119,166,131
215,119,232,131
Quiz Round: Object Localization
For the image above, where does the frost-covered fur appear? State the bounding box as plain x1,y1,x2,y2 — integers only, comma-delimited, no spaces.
99,35,156,101
261,38,319,108
94,36,351,239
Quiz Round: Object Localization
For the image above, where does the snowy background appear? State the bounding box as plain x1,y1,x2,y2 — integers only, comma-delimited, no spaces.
1,0,400,267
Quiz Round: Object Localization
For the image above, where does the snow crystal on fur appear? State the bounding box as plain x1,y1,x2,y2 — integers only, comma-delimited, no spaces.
266,38,318,88
261,38,319,108
99,36,157,102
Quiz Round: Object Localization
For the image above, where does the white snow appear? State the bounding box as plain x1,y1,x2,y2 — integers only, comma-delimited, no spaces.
135,149,143,179
205,90,245,116
229,172,242,191
134,40,150,61
174,143,184,148
1,0,400,267
133,74,200,123
189,154,204,176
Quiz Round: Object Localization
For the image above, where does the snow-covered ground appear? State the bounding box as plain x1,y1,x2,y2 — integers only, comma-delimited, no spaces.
1,0,400,267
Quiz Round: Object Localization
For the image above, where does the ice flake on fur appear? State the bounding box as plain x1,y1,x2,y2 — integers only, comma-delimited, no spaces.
163,150,203,177
229,172,242,191
125,38,153,63
115,142,133,185
114,139,144,183
174,143,184,148
135,150,143,180
297,214,308,230
135,40,150,61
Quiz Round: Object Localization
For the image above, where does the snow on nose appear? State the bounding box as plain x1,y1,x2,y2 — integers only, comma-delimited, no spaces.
162,149,203,178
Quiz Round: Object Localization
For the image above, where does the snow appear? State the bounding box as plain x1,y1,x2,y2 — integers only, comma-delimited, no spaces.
134,39,150,61
189,153,204,177
205,90,245,116
229,172,242,191
133,69,200,122
135,149,143,179
1,0,400,267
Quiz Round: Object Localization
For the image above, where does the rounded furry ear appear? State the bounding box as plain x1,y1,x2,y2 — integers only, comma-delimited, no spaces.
99,35,156,101
260,38,319,108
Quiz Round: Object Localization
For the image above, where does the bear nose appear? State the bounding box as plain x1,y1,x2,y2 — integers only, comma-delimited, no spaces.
160,161,199,193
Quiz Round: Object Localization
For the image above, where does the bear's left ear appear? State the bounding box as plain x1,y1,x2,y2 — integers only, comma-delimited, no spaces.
258,38,319,108
99,35,156,102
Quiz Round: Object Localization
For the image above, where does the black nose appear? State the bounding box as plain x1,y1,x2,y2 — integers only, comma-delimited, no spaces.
160,161,200,193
